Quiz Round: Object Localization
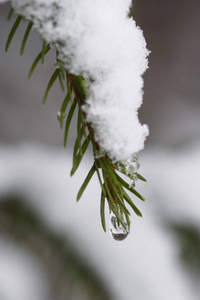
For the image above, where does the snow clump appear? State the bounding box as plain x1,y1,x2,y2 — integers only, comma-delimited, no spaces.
10,0,149,162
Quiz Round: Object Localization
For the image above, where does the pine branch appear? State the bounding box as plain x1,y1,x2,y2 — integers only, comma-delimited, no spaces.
4,5,147,240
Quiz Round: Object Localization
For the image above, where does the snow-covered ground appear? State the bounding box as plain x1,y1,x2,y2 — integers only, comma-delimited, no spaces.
0,144,199,300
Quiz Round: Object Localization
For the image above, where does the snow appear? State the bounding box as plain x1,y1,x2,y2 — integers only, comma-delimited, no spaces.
9,0,149,162
0,144,199,300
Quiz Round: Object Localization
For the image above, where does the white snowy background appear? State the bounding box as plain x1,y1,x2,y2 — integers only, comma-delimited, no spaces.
0,1,200,300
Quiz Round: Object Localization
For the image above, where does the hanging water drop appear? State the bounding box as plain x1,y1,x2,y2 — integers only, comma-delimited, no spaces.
109,210,130,241
56,111,66,121
132,173,138,181
130,180,135,187
56,111,61,120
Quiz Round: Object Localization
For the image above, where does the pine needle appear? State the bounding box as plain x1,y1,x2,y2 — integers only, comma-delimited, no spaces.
20,21,33,56
28,44,50,78
64,100,77,147
43,69,60,104
100,191,106,232
77,164,95,201
5,15,23,52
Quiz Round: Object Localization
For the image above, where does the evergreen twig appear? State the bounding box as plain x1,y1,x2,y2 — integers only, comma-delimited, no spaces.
4,8,147,236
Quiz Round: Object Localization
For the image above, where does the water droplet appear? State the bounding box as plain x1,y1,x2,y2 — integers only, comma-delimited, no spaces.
109,210,130,241
57,111,66,121
133,174,138,181
56,111,61,120
130,180,135,187
125,161,140,175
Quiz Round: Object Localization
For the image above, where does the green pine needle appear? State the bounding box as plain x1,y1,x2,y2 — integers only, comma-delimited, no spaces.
7,8,14,21
122,189,142,217
101,175,125,229
100,191,106,232
20,21,33,56
43,68,60,104
136,172,147,182
108,178,130,216
60,87,72,113
101,171,124,226
77,164,96,201
77,107,83,155
28,44,50,78
41,41,48,65
57,89,73,129
72,126,85,168
63,100,77,147
58,72,66,92
70,134,90,176
5,15,23,52
94,161,105,193
115,172,145,201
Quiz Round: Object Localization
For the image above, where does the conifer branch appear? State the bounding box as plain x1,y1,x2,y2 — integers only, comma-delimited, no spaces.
3,3,148,238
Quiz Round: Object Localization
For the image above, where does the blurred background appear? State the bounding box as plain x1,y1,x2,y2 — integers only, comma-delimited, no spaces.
0,1,200,300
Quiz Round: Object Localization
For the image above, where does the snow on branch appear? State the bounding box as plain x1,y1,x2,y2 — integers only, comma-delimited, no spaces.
11,0,149,163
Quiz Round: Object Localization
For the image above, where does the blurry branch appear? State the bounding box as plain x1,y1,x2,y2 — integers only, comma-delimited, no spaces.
171,223,200,276
0,194,113,300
